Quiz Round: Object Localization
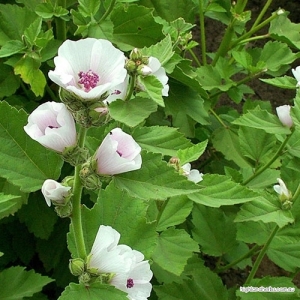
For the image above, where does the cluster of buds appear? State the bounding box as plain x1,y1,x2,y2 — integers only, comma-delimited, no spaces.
125,48,151,76
273,178,293,210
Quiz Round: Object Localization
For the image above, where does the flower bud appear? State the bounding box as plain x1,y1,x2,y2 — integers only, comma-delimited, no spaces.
54,201,73,218
41,179,71,207
62,144,90,166
276,105,293,128
69,258,85,276
125,59,137,73
273,178,292,203
137,65,152,76
79,272,91,285
130,48,143,61
79,159,102,190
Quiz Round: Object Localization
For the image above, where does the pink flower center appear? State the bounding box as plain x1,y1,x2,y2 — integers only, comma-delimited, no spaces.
78,70,99,92
126,278,134,288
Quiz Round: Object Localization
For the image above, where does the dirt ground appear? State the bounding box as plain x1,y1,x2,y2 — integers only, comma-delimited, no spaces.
197,0,300,289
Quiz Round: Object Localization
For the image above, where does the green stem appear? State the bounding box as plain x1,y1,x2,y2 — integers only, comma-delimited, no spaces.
292,181,300,205
231,10,279,49
124,74,136,101
242,131,294,186
244,225,279,284
71,126,88,259
45,84,59,102
99,0,116,23
198,0,207,65
215,244,260,273
212,0,247,65
209,108,228,128
187,48,201,67
55,0,67,40
251,0,273,29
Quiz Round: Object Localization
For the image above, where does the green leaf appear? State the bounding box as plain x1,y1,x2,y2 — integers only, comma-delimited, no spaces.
111,4,164,50
177,140,208,165
269,13,300,50
157,195,193,231
152,227,198,276
59,283,127,300
68,182,157,259
154,263,228,300
232,107,291,134
188,174,263,207
212,127,251,168
24,17,42,46
142,0,196,23
260,76,297,89
0,40,26,58
239,127,276,165
14,56,46,97
0,4,38,45
78,0,101,16
0,193,22,220
0,63,20,98
0,101,63,192
138,75,164,106
192,204,237,256
141,35,174,66
36,3,69,19
235,192,294,228
113,152,199,201
18,192,58,239
132,126,192,157
165,81,209,125
260,41,296,75
108,97,157,127
290,90,300,128
0,266,53,300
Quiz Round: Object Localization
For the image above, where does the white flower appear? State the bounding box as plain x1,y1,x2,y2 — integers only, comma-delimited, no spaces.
273,178,291,199
95,128,142,175
104,75,129,104
24,102,76,152
138,57,169,96
276,105,293,128
41,179,71,207
48,38,127,101
292,66,300,87
181,163,203,184
89,225,132,274
111,250,153,300
89,225,153,300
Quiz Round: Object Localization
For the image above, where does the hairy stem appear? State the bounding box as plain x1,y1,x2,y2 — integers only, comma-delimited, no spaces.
55,0,67,40
71,126,88,259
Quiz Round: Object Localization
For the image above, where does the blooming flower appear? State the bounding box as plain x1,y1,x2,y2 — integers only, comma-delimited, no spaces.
24,102,76,152
89,225,153,300
292,66,300,87
273,178,292,200
276,105,293,128
48,38,127,101
181,163,203,183
95,128,142,175
41,179,71,207
138,57,169,96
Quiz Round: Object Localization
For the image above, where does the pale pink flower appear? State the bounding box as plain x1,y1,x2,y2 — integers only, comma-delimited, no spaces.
181,163,203,184
48,38,127,100
41,179,71,207
24,102,76,152
95,128,142,175
104,75,129,104
276,105,293,128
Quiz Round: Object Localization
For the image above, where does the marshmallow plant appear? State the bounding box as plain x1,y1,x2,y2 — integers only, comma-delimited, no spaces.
3,1,300,299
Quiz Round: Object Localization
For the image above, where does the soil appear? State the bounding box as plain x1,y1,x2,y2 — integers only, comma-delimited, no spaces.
196,0,300,290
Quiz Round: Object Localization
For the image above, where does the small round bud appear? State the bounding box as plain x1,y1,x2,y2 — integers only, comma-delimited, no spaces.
54,201,73,218
79,272,91,285
125,59,137,73
69,258,85,276
130,48,142,61
137,65,152,76
62,144,90,166
80,159,102,190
